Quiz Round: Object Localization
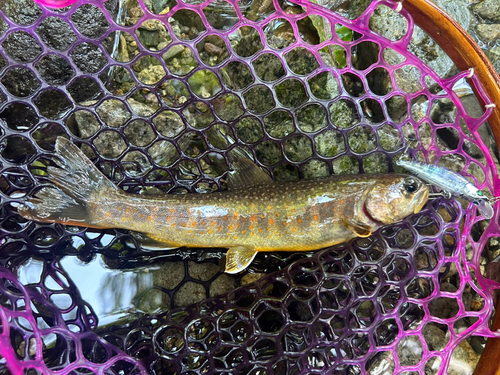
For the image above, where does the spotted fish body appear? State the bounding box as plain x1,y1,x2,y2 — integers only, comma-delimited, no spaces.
89,177,389,251
19,138,429,273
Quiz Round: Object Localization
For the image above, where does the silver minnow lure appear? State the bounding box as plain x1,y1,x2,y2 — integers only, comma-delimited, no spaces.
397,160,494,219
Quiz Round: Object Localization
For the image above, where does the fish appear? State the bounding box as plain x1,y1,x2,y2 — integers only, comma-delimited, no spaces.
19,137,430,273
396,159,494,219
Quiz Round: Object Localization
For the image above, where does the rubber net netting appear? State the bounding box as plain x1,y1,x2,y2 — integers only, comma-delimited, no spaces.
0,0,499,373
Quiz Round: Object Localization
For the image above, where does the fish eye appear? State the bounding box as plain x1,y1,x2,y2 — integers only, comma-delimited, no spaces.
403,177,419,193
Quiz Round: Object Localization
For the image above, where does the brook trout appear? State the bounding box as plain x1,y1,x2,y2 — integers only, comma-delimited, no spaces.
19,137,429,273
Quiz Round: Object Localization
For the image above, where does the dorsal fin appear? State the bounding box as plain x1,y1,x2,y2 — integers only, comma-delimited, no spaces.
227,158,272,190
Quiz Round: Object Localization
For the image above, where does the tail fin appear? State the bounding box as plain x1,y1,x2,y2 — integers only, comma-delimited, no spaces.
19,137,118,226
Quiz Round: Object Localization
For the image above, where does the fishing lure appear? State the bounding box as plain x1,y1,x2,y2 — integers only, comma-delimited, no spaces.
396,159,494,219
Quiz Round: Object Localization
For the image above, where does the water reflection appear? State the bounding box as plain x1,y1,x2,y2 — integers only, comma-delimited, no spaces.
18,256,166,328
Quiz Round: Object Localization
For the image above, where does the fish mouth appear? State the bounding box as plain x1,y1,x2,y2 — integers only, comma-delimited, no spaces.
413,189,429,214
362,200,384,227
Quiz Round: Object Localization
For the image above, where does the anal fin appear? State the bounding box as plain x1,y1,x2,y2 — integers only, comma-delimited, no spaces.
225,246,258,274
129,231,179,250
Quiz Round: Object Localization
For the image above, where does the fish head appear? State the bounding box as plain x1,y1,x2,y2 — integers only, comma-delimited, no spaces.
364,175,429,225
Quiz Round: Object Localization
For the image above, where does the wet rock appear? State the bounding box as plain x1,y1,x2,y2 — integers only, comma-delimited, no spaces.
252,53,286,82
363,153,389,173
96,99,132,128
188,261,219,282
35,55,75,86
127,97,159,117
369,3,408,42
256,140,283,166
70,42,107,74
302,160,330,179
162,44,184,61
163,45,198,75
245,0,275,21
472,0,500,23
234,117,264,144
154,261,185,290
423,323,448,351
274,164,300,181
0,18,8,38
414,0,470,76
231,29,263,57
428,283,460,319
329,100,358,128
153,110,185,138
93,131,127,158
366,350,395,374
342,0,372,20
284,135,313,162
448,339,480,375
71,4,110,38
209,274,237,297
475,24,500,43
332,155,359,175
1,67,40,97
124,120,155,147
136,19,171,50
74,110,101,139
34,89,73,120
396,335,423,366
370,0,471,78
143,0,170,14
263,111,293,139
137,64,166,85
240,272,266,285
175,281,206,306
0,0,41,26
197,35,230,66
394,65,424,98
347,126,377,154
378,124,403,151
2,31,42,62
36,16,77,51
470,293,485,311
460,93,495,158
485,46,500,75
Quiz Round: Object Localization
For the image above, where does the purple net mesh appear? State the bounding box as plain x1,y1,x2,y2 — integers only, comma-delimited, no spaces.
0,0,500,374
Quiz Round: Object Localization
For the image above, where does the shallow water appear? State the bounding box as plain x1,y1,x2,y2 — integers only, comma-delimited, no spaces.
18,255,161,328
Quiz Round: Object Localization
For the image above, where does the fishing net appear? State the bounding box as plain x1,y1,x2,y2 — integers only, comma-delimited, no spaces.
0,0,499,373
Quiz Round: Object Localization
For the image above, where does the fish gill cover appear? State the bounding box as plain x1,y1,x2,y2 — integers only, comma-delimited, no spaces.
0,0,499,374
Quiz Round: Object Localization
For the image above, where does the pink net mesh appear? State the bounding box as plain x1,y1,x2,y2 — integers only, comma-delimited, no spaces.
1,0,499,374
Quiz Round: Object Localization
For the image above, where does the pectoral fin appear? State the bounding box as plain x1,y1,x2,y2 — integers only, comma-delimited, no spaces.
343,217,372,237
225,246,258,273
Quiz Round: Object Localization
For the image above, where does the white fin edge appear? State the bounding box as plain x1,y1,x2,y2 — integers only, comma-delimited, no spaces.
225,246,258,274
